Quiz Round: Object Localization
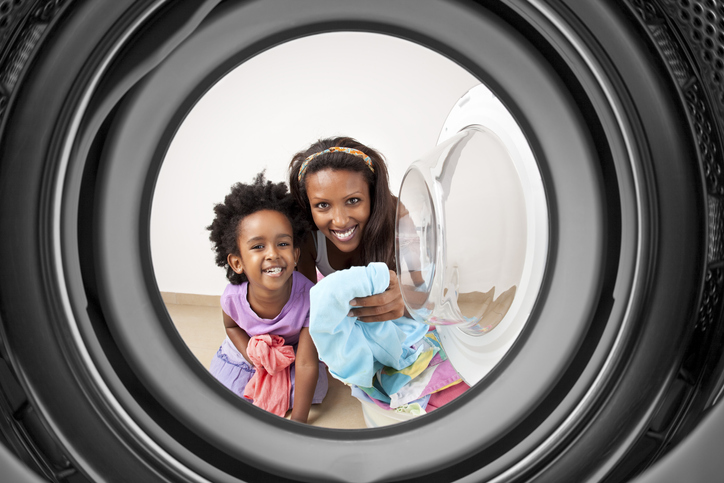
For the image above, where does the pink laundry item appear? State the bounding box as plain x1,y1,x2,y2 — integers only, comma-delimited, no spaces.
243,334,295,416
426,380,470,411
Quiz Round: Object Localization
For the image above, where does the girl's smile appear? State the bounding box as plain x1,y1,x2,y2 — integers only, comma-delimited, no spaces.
305,169,371,254
263,266,284,277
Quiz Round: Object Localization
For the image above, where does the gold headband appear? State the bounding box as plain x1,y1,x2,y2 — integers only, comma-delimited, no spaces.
297,147,375,181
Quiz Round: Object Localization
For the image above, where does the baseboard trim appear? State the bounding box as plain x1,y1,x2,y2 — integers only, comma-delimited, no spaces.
160,292,221,307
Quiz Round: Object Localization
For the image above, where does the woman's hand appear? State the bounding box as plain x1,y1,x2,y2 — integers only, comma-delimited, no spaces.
348,270,406,322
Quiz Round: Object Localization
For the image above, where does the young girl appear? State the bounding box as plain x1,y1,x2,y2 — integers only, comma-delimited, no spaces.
288,137,406,321
207,173,327,423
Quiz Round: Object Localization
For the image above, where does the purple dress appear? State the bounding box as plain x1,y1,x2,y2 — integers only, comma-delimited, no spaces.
209,271,328,408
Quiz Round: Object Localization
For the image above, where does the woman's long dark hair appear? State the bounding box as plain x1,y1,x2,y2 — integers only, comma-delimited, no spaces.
289,137,397,270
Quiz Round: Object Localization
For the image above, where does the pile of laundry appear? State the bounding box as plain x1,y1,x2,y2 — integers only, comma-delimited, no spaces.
310,263,469,417
349,330,469,414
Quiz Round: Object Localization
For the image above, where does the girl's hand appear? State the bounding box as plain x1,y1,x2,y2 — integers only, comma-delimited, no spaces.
289,328,318,424
348,270,406,322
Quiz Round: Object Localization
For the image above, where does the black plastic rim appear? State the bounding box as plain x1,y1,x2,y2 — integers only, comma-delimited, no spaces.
0,1,721,482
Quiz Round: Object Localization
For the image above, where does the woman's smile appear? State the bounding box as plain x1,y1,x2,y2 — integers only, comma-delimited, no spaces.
330,225,358,242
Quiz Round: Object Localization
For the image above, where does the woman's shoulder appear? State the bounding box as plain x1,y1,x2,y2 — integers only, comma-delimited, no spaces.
296,232,319,283
302,230,319,256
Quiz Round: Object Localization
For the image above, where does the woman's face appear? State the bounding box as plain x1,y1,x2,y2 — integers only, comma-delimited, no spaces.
305,169,371,254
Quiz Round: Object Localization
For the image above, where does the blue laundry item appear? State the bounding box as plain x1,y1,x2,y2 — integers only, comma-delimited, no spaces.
309,262,429,388
376,333,441,396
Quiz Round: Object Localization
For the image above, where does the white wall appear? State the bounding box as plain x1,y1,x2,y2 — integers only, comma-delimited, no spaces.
150,32,480,296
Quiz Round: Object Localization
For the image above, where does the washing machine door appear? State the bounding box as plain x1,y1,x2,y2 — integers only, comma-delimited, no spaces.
396,83,548,385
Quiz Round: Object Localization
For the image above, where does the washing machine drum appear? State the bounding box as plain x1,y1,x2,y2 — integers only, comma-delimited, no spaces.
1,1,722,482
396,84,547,385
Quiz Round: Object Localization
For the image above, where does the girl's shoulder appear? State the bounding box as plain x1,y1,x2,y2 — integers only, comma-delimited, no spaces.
219,282,250,324
221,281,247,297
220,282,248,308
292,270,315,294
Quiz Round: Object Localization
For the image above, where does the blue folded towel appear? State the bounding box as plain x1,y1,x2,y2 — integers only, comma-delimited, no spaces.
309,262,429,388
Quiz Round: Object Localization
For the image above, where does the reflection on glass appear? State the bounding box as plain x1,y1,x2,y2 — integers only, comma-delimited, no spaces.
396,126,527,336
397,168,436,312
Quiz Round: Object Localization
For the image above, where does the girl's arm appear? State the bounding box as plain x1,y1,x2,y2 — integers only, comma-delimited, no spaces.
223,310,251,362
289,327,319,424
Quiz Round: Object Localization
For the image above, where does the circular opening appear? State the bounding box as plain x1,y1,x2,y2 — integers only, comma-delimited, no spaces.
150,32,488,428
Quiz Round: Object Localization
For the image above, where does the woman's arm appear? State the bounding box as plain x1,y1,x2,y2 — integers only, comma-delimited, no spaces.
223,310,251,361
348,269,407,322
289,327,319,424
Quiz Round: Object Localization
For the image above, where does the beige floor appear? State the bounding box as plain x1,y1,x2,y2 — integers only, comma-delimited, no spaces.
164,301,367,429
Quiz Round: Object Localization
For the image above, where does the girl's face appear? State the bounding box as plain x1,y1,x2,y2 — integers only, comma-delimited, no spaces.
305,169,371,254
227,210,300,296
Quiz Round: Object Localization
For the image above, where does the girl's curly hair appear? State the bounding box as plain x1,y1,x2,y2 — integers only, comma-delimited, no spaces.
207,172,309,284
